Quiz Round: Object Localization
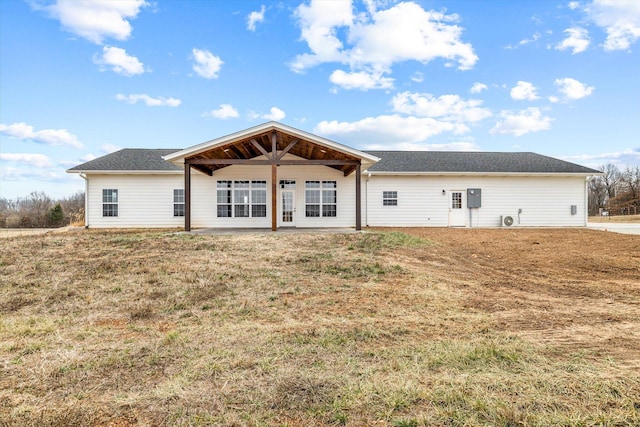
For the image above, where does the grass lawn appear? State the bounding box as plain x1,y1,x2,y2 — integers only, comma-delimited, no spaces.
1,228,639,426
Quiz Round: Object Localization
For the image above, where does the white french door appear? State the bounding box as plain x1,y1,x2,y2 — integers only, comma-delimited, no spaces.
280,189,296,226
448,190,466,227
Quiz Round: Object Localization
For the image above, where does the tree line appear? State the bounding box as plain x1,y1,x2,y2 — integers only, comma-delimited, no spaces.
0,191,85,228
588,164,640,216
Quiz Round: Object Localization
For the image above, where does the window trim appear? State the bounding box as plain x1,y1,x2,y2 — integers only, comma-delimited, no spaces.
216,180,267,218
102,189,118,217
305,180,337,218
173,189,185,217
382,191,398,207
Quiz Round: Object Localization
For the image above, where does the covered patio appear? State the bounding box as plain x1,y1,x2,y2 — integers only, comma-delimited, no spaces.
163,122,379,231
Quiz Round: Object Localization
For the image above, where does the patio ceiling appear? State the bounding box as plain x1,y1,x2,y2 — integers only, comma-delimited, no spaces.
186,129,362,177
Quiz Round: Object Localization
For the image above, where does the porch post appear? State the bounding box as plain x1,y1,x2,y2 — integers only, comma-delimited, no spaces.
271,163,277,231
184,161,191,232
355,162,362,231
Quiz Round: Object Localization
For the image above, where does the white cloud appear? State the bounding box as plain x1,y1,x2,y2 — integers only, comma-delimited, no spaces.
93,46,145,76
116,93,181,107
470,82,488,94
569,2,580,11
505,32,542,49
364,140,480,151
0,122,84,149
315,115,465,146
554,77,594,100
329,69,394,90
556,27,590,54
0,153,53,168
192,48,223,79
561,148,640,168
247,5,266,31
204,104,240,119
586,0,640,50
101,144,121,154
490,107,552,136
39,0,148,44
0,166,62,182
411,72,424,83
80,154,97,162
291,1,477,89
290,0,353,72
391,92,492,123
510,81,540,101
262,107,286,121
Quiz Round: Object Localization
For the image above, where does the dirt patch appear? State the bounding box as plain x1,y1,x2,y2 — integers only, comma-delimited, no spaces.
386,227,640,369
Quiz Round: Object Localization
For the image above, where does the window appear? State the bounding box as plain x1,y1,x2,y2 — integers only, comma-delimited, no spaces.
217,181,232,217
305,180,336,217
217,180,266,218
102,189,118,217
173,189,185,217
451,192,462,209
383,191,398,206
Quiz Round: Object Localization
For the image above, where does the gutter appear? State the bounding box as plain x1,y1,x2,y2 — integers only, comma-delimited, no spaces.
79,173,89,228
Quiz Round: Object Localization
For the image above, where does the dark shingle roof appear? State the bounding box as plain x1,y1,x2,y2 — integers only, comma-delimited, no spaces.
364,151,600,174
67,148,600,175
67,149,182,172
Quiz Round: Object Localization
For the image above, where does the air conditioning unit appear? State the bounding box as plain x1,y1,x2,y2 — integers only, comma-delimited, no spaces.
500,215,514,227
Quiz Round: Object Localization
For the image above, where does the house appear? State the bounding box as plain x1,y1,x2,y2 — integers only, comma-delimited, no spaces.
67,121,600,230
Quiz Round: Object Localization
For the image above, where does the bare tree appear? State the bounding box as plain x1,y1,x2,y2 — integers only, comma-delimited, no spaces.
621,166,640,203
25,191,53,227
588,176,607,216
600,163,622,200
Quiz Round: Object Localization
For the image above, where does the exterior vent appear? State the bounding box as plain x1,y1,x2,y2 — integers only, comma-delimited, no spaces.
501,215,514,227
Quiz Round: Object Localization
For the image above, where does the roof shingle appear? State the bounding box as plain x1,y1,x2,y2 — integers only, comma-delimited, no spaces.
67,149,182,172
67,148,600,175
364,151,600,174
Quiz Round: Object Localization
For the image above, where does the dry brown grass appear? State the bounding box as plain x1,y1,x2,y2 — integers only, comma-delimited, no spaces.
589,214,640,223
1,228,639,426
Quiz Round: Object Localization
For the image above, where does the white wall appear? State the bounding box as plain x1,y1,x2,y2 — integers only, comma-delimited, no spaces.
85,163,356,228
190,163,355,228
364,175,588,227
86,174,185,228
86,171,589,229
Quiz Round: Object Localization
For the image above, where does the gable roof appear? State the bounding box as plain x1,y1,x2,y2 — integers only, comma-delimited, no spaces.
364,151,601,175
163,121,381,176
67,149,182,173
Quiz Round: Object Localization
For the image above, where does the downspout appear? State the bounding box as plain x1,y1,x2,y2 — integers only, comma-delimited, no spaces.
584,176,589,226
79,173,89,228
365,171,371,226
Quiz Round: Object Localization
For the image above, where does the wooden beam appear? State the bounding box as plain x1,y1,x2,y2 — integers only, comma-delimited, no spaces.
271,131,277,157
355,162,361,231
271,163,277,231
184,162,191,232
188,158,360,166
250,139,271,159
191,164,213,176
276,139,299,161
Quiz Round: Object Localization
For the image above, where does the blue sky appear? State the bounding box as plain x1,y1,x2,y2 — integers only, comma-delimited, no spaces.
1,0,639,199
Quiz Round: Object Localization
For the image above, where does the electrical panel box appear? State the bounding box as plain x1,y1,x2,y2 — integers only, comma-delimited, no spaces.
571,205,577,215
467,188,482,208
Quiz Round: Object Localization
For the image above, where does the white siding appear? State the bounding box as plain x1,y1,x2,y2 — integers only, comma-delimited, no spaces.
191,163,355,228
86,171,589,229
87,174,185,228
85,163,356,228
364,175,588,227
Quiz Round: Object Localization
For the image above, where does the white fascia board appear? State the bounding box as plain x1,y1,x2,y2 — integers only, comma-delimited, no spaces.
364,171,601,177
163,121,380,166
